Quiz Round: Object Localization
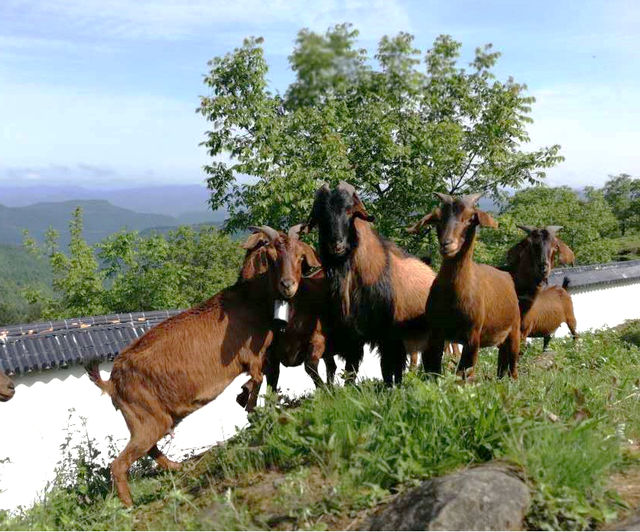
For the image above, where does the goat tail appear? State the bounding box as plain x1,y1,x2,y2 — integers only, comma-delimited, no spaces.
85,359,114,396
562,276,571,290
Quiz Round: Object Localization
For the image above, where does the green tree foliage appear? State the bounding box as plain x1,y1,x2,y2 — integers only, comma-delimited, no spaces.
199,24,563,252
98,225,243,312
603,173,640,235
25,208,106,318
25,209,243,319
477,187,618,265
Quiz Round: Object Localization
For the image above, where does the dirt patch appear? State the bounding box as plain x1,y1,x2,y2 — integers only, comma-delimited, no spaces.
602,443,640,530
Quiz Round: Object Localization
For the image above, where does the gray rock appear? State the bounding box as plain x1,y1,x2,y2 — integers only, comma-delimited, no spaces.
364,464,530,531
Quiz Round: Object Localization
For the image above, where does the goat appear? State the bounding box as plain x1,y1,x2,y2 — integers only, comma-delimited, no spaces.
306,182,436,386
0,370,15,402
504,225,577,351
522,277,578,350
505,225,575,319
251,225,340,390
408,193,521,379
84,225,318,507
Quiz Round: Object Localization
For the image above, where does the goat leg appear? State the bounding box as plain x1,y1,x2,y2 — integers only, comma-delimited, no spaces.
423,333,445,377
324,353,337,385
457,333,480,381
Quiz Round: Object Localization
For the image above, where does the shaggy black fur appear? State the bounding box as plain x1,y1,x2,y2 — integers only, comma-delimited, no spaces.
309,185,407,385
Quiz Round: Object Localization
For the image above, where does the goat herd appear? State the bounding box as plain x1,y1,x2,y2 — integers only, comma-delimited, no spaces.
0,182,580,507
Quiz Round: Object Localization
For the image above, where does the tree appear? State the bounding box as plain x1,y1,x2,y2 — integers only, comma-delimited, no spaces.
25,210,244,319
98,226,243,312
199,25,563,253
603,173,640,235
478,187,618,266
24,208,106,319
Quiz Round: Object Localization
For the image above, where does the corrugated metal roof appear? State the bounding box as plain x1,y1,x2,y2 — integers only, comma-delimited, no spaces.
0,310,182,376
549,259,640,292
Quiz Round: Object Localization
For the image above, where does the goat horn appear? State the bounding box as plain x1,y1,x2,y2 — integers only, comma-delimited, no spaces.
288,224,304,239
462,192,482,205
434,192,453,204
337,181,356,196
248,225,280,241
546,225,563,234
517,225,537,234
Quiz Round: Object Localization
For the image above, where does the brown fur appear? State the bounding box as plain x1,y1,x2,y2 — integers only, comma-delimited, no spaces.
0,370,15,402
505,226,575,321
522,283,578,345
240,233,337,390
85,228,313,507
307,183,436,386
410,193,521,379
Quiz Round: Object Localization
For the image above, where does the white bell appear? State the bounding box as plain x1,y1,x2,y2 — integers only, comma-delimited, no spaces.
273,300,290,324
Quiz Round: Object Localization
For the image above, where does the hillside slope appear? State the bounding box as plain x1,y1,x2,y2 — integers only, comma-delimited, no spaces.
3,328,639,530
0,200,176,247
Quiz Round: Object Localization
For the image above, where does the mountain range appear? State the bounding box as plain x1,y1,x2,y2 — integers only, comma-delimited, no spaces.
0,184,226,247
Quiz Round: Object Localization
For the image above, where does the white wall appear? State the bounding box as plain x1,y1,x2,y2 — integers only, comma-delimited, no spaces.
553,282,640,336
2,282,640,512
0,350,384,511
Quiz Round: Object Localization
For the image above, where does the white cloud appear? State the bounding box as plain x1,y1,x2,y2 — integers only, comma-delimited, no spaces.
2,0,411,42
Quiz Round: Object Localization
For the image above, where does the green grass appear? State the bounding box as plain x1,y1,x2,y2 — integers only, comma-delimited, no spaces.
611,232,640,261
2,328,640,530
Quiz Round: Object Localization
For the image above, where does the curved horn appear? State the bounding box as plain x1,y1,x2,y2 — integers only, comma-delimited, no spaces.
517,225,537,234
546,225,563,234
462,192,482,206
288,224,304,240
248,225,279,241
434,192,454,204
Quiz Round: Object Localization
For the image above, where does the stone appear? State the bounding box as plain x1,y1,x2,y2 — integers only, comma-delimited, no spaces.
364,464,530,531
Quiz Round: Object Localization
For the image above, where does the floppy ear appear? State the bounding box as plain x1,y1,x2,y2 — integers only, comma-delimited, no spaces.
299,242,322,270
475,210,498,228
241,232,269,251
407,209,440,234
555,239,575,266
351,193,375,222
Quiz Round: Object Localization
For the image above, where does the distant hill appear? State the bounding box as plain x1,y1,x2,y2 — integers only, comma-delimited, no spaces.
0,200,177,247
0,184,225,221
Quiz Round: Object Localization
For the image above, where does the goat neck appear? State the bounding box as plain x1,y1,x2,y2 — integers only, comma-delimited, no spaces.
350,218,386,285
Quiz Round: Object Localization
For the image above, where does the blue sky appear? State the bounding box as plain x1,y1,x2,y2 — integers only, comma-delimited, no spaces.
1,0,638,189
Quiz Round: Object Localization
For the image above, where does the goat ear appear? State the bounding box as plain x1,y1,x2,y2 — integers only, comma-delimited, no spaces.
407,210,439,234
351,194,375,222
300,242,322,270
555,239,575,266
241,232,268,251
475,210,498,228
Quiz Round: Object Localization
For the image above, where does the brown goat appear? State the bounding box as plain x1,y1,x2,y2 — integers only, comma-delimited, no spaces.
505,225,575,319
307,182,436,386
409,193,521,379
0,370,15,402
245,225,339,390
85,226,318,507
522,277,578,350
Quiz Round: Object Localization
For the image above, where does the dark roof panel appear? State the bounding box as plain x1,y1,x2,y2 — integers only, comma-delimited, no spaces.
0,310,183,376
549,259,640,291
